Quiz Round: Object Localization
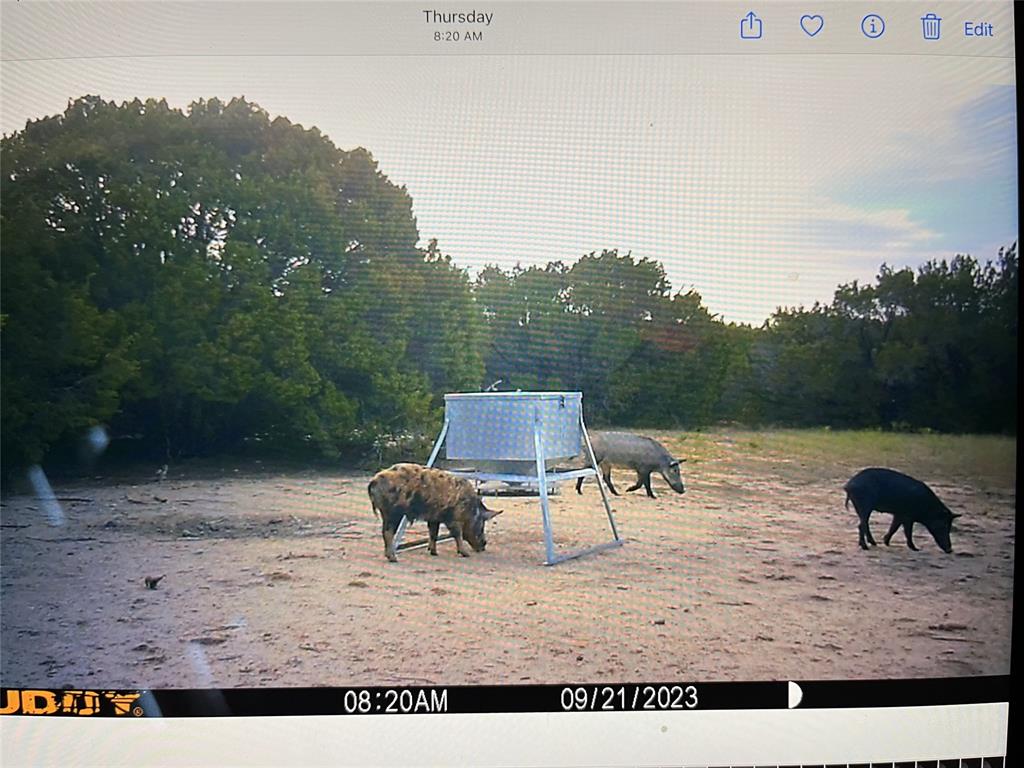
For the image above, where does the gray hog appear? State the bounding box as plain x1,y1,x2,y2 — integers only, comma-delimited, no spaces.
575,431,686,498
843,467,960,553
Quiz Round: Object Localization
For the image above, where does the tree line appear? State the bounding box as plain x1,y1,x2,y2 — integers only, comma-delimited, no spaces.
1,97,1017,470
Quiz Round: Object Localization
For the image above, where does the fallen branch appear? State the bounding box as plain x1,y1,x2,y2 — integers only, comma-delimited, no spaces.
156,537,207,543
25,536,98,543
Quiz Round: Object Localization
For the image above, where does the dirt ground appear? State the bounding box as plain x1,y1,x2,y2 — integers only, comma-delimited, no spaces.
1,431,1015,689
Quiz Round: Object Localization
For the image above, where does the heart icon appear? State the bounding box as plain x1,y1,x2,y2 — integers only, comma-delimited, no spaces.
800,14,824,36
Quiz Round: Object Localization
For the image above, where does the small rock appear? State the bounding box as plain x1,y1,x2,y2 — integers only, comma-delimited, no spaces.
191,636,227,646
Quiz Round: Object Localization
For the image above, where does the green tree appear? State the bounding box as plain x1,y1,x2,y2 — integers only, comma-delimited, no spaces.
1,96,481,468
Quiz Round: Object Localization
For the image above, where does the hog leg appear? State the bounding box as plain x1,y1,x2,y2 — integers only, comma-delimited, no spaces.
382,513,404,563
427,520,441,556
883,516,902,546
579,471,618,495
643,472,657,499
864,518,877,546
902,520,919,551
625,472,644,493
445,521,472,557
852,501,875,550
603,465,620,496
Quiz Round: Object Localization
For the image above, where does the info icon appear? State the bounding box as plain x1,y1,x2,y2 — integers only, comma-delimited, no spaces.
861,13,885,38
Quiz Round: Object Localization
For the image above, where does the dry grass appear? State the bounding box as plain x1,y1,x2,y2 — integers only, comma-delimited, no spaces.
649,428,1015,490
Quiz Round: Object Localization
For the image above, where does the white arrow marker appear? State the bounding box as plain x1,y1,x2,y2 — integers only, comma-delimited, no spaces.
788,681,803,709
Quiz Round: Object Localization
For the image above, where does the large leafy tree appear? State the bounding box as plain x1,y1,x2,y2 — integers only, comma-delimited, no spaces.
1,96,481,466
475,260,576,392
475,250,740,426
749,246,1018,432
607,288,735,428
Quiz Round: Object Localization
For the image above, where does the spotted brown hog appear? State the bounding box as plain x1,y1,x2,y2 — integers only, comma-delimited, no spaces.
843,467,960,553
368,463,502,562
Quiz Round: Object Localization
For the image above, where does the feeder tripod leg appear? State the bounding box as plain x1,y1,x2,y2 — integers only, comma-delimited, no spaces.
426,418,450,468
393,515,410,550
533,411,556,565
581,415,620,541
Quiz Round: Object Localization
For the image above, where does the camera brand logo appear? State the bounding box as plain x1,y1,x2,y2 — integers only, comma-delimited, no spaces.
0,689,144,716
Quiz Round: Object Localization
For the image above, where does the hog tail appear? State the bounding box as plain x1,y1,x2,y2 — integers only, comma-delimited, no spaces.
368,478,381,518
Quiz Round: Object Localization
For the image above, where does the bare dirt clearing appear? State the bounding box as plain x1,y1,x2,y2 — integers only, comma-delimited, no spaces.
1,430,1014,688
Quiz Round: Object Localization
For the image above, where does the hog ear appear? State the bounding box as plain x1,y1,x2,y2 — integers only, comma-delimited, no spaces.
478,498,503,519
951,512,962,519
670,459,687,466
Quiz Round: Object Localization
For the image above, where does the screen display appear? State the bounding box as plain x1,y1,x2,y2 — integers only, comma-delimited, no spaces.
0,2,1016,766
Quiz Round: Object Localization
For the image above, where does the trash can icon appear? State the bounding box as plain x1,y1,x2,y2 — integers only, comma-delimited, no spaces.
921,13,941,40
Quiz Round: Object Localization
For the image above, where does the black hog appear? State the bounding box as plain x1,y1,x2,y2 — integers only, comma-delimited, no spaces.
368,463,502,562
843,468,960,553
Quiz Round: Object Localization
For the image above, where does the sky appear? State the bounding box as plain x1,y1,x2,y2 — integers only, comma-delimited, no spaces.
1,46,1017,324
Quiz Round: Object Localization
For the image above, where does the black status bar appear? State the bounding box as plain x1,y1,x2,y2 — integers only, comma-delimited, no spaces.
0,676,1008,718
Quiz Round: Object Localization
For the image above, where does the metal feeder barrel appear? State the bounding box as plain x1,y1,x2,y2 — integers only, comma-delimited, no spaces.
444,391,582,462
395,391,622,565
